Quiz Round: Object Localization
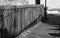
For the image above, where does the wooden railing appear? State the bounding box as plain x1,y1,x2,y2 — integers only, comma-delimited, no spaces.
2,5,44,36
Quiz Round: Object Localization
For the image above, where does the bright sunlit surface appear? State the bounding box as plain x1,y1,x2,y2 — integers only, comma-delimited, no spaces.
41,0,60,9
27,0,60,9
41,0,60,14
0,0,60,9
26,0,35,4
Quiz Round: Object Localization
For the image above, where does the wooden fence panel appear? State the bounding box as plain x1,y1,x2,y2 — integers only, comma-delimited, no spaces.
3,5,44,36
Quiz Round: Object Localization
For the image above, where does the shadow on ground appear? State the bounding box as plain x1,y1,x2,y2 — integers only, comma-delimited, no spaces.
41,14,60,37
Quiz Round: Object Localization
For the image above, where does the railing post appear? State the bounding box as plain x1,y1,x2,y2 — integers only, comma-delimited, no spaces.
21,8,22,30
44,0,48,19
35,0,40,4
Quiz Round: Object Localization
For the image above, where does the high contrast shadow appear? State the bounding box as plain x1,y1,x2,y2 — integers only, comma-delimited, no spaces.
41,14,60,37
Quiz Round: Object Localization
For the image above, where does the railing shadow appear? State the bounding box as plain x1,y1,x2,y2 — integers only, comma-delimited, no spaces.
41,14,60,37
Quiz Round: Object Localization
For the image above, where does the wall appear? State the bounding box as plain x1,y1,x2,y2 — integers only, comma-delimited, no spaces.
3,5,44,36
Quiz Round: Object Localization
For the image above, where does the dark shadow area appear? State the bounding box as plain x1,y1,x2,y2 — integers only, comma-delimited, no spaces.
48,26,60,37
41,14,60,25
48,33,60,37
0,28,15,38
41,14,60,37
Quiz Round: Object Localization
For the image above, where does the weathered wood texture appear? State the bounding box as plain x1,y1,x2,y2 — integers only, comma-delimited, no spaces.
3,5,44,35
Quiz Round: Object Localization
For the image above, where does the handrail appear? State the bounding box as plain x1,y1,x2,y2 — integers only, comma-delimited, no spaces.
0,4,44,10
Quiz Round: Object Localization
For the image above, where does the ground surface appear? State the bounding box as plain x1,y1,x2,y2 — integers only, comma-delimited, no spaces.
20,22,60,38
20,14,60,38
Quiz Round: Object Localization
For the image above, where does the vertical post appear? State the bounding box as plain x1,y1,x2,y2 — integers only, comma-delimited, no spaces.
21,9,22,31
44,0,47,19
1,10,4,29
0,9,4,38
36,0,40,4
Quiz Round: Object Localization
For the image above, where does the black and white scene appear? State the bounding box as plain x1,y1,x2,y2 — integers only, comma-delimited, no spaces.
0,0,60,38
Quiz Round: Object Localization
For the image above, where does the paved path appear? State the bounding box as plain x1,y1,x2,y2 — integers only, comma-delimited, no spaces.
19,22,60,38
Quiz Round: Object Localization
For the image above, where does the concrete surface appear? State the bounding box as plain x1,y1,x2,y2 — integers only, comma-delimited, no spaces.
22,22,60,38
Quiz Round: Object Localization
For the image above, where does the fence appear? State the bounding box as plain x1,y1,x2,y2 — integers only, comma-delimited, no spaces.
3,5,44,36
